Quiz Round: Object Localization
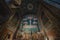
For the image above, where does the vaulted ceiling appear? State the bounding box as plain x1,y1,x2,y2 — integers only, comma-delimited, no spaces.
0,0,60,40
0,0,60,26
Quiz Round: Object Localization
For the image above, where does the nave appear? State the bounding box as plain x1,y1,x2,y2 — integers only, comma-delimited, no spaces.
0,0,60,40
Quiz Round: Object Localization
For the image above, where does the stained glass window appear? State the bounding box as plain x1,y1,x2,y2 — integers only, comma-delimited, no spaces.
19,15,40,33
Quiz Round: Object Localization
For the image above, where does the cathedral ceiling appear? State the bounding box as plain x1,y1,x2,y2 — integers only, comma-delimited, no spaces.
0,0,60,24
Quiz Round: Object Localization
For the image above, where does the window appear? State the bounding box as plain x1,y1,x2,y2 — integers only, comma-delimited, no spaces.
19,15,40,33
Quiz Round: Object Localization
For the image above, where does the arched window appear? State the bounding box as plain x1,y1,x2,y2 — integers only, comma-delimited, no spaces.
19,15,40,34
